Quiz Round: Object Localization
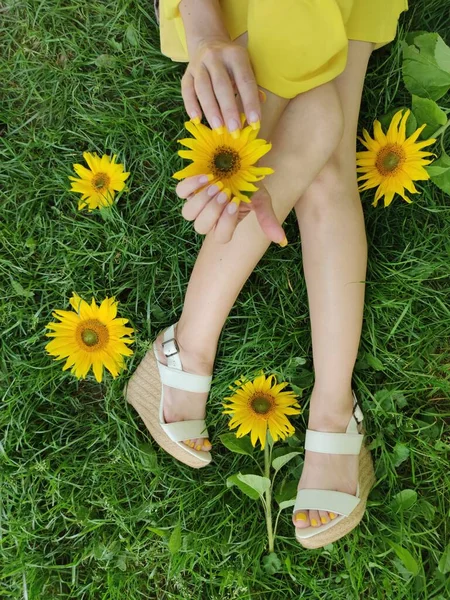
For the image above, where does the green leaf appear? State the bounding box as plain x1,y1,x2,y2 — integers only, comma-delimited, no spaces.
147,526,167,538
236,473,271,497
365,353,385,371
220,433,254,456
168,522,182,555
427,151,450,195
438,542,450,574
125,23,139,46
390,489,418,511
226,474,260,500
387,541,420,576
10,278,34,298
272,452,301,473
262,552,282,575
94,54,118,69
411,95,447,138
378,108,417,137
392,443,410,467
402,33,450,101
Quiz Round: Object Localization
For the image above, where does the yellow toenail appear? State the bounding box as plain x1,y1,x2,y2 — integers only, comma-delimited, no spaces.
295,512,307,522
311,518,318,526
203,440,212,450
321,516,328,524
329,512,337,520
195,444,203,451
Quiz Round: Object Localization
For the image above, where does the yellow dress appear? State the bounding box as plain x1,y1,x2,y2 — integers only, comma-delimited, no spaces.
159,0,408,98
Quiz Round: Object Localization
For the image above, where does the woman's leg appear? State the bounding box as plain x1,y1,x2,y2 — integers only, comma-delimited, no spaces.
292,40,373,528
158,81,344,450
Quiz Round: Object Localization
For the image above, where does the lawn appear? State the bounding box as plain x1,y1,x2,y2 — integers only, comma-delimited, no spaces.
1,0,449,598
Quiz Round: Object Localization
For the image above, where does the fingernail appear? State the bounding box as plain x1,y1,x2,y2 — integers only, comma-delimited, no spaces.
311,518,318,527
248,111,260,130
227,201,238,214
321,516,328,524
329,512,337,520
213,126,225,135
258,89,267,103
295,512,307,522
217,191,229,204
199,174,214,184
190,115,201,125
278,236,288,248
212,116,223,130
231,129,240,139
228,118,240,134
208,181,224,196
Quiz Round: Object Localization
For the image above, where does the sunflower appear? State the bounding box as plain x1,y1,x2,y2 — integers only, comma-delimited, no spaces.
45,293,134,382
172,118,274,205
223,373,301,449
357,109,436,207
69,152,130,211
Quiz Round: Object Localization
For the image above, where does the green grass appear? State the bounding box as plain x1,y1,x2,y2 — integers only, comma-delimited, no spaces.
1,1,449,598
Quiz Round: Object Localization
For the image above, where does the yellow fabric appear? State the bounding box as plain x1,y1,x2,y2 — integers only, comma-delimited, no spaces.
159,0,408,99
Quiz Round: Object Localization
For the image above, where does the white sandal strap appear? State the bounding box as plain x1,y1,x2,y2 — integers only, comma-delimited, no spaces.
162,324,182,370
161,419,209,442
304,430,363,455
294,488,360,517
158,362,212,393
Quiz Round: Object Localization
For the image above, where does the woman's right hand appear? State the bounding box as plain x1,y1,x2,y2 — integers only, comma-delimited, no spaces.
181,38,261,135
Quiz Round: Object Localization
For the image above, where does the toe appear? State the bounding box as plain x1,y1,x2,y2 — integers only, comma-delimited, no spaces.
202,438,212,451
329,511,338,520
293,510,310,529
185,438,211,452
319,510,330,525
309,510,321,528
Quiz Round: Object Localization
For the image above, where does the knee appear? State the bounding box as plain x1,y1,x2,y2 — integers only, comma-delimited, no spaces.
294,153,360,220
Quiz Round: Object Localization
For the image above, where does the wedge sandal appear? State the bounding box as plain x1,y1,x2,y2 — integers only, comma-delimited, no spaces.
124,324,212,469
294,392,376,549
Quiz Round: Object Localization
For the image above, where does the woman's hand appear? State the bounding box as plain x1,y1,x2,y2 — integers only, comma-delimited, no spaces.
179,0,260,134
181,39,261,135
176,175,286,245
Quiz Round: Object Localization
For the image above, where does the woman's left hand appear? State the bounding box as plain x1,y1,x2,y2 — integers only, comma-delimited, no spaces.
176,175,286,245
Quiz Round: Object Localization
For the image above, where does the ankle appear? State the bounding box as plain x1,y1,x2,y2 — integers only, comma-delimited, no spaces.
175,323,218,372
307,387,354,431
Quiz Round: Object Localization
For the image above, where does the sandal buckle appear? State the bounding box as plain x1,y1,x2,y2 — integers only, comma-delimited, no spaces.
162,338,180,358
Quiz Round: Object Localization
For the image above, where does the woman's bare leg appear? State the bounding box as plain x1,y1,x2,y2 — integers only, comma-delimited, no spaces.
158,80,344,450
292,41,373,528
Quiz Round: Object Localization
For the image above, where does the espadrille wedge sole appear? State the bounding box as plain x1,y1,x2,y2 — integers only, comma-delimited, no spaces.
125,324,212,469
294,392,376,549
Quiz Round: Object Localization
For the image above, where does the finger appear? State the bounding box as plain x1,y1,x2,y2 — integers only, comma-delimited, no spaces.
214,199,240,243
208,62,241,137
176,174,213,200
182,182,223,222
229,50,260,129
194,187,231,235
194,66,224,132
250,185,286,244
181,70,202,122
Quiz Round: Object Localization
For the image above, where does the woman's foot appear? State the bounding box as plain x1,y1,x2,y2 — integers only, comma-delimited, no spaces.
292,390,360,529
154,328,214,452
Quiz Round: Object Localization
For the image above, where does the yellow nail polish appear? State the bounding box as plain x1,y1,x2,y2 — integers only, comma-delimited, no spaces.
329,512,337,520
321,516,328,524
311,518,318,527
250,120,260,131
203,440,212,449
258,89,267,103
230,129,240,140
295,512,307,522
190,116,201,125
195,444,203,451
278,236,288,248
222,187,231,199
205,174,214,182
213,126,225,135
215,181,224,192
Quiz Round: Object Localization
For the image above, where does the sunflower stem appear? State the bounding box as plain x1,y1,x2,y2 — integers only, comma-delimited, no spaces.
264,439,275,554
430,118,450,144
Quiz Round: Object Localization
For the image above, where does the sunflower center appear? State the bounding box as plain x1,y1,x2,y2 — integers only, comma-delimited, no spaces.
251,394,274,415
92,172,110,191
375,144,405,176
77,319,109,352
211,146,241,178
